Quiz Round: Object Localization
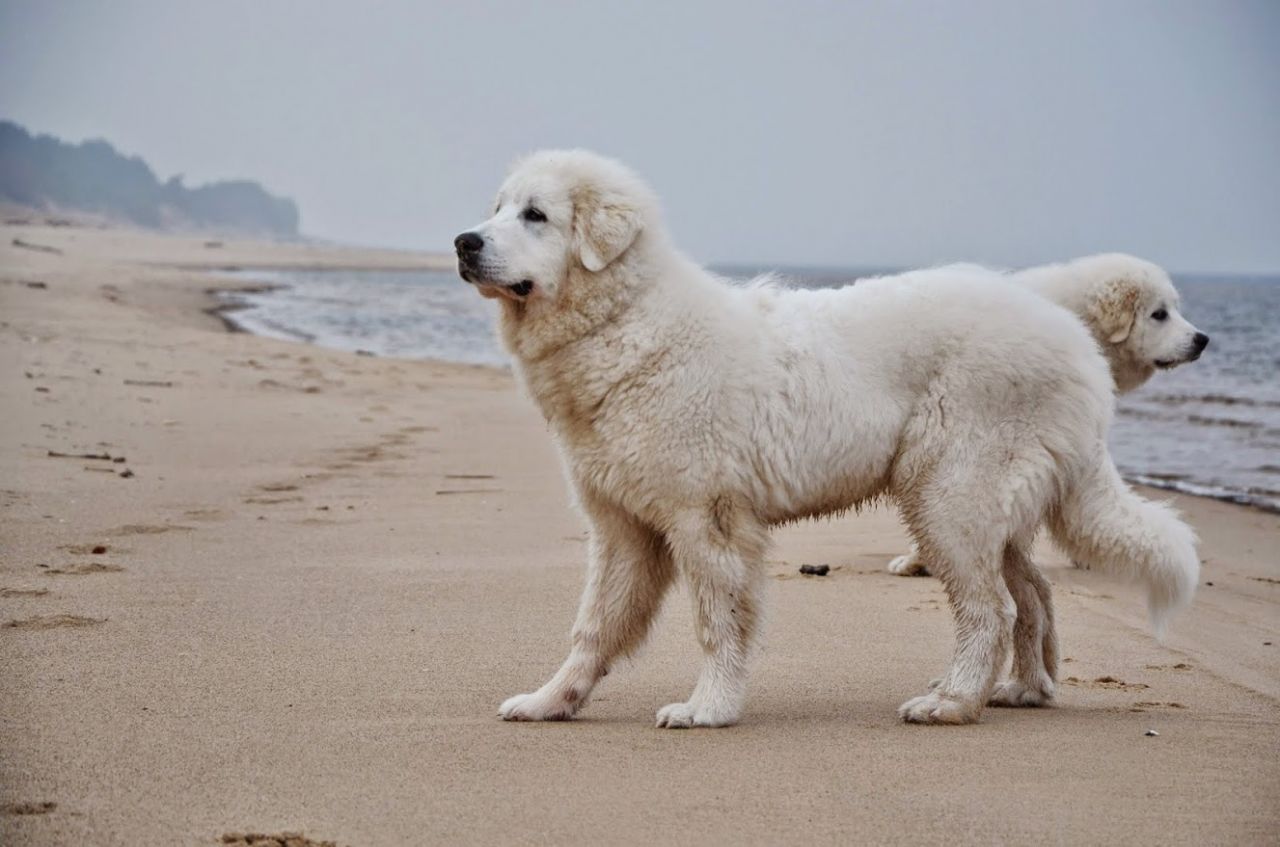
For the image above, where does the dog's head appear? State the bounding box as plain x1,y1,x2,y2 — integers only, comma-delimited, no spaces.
1079,254,1208,389
454,150,656,304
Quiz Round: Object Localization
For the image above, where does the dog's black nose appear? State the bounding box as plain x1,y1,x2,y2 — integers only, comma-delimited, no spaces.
1193,332,1209,352
454,232,484,254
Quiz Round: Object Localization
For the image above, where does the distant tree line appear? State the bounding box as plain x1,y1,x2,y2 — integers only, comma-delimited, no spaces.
0,120,299,237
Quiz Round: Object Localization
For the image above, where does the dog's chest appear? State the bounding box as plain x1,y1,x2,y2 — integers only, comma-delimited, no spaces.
521,354,678,484
521,359,621,445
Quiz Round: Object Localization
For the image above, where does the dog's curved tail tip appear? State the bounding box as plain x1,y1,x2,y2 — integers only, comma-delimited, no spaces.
1049,457,1199,638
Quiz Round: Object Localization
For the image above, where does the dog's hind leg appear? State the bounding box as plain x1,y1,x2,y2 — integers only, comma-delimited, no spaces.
896,473,1024,724
898,539,1014,724
500,495,674,722
655,503,766,729
989,544,1058,707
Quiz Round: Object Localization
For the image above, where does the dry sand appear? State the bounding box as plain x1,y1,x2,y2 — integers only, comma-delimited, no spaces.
2,223,1277,846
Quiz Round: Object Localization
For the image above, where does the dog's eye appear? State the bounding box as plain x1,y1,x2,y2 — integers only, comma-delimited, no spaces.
1151,308,1168,321
522,207,547,223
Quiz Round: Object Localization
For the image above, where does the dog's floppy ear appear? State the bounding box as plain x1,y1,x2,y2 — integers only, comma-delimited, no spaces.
1088,277,1141,343
573,188,643,272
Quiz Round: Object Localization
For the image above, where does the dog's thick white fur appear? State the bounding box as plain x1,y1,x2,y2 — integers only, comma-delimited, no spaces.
888,253,1208,577
455,150,1199,727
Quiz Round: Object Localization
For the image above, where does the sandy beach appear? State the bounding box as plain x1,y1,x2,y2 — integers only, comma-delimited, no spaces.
2,222,1277,846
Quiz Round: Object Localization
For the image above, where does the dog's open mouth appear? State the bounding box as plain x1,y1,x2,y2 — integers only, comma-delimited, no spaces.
472,278,535,301
481,280,533,300
1155,350,1201,369
458,264,534,300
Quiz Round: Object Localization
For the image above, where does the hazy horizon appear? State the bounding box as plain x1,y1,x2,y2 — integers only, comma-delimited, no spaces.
1,1,1277,274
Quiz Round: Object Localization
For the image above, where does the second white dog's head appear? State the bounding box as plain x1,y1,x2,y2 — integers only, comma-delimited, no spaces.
455,150,660,304
1076,254,1208,391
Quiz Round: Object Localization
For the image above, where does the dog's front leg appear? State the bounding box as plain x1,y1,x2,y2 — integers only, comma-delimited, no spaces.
655,508,766,729
499,495,673,722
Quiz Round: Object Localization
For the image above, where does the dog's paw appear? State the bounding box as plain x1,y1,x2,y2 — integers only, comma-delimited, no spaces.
988,678,1054,708
498,691,577,722
887,553,931,577
898,692,980,725
655,699,739,729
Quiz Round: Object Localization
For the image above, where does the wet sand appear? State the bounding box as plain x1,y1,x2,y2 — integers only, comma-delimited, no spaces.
2,223,1277,845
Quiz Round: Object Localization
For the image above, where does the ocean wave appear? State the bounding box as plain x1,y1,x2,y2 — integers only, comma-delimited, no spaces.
1184,414,1265,430
1125,473,1280,515
1145,392,1280,409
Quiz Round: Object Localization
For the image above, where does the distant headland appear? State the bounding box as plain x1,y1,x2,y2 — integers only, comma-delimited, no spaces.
0,119,299,238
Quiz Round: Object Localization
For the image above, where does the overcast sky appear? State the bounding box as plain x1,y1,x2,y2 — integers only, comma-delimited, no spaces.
1,1,1277,273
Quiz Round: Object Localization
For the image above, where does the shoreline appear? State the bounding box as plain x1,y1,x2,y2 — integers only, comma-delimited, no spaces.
1126,473,1280,516
2,222,1276,845
202,283,288,335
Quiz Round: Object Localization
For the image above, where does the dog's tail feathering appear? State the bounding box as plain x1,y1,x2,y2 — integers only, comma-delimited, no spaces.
1047,454,1199,638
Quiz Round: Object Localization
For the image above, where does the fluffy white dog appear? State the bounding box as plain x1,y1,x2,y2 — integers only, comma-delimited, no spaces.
455,150,1199,727
888,253,1208,577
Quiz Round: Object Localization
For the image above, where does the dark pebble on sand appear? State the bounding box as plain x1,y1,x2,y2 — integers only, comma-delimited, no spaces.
91,545,107,555
799,564,830,576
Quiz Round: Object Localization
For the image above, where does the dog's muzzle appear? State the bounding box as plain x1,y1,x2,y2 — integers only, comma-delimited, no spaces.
1155,332,1210,368
453,232,534,298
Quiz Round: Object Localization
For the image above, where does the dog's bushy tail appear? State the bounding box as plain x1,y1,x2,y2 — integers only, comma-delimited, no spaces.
1047,454,1199,638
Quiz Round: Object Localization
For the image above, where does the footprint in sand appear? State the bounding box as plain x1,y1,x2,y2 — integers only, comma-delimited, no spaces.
4,614,105,630
1063,675,1150,692
1,801,57,816
183,508,227,522
110,524,193,536
0,587,50,598
1130,701,1187,712
220,831,340,847
256,374,327,394
61,543,120,555
44,562,125,575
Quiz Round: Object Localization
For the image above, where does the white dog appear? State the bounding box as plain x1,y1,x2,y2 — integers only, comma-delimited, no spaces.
888,253,1208,577
455,150,1199,727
